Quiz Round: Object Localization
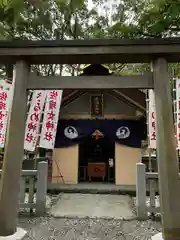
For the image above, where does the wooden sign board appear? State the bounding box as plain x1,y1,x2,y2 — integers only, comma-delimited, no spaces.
90,94,103,117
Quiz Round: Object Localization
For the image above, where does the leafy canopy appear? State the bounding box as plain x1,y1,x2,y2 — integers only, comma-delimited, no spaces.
0,0,84,17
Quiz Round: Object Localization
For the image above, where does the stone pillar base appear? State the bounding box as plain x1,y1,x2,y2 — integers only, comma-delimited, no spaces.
152,233,163,240
0,228,27,240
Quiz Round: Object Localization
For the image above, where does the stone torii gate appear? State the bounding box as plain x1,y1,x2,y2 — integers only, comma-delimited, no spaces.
0,39,180,239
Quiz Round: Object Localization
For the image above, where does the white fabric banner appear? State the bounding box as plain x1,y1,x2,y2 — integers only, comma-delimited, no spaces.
176,78,180,149
148,90,156,149
39,90,63,149
24,90,47,152
0,80,12,148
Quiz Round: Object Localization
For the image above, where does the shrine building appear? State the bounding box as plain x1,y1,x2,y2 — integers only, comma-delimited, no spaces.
51,64,146,186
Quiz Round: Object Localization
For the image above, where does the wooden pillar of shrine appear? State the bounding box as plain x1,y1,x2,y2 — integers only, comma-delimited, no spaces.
0,61,29,236
153,58,180,240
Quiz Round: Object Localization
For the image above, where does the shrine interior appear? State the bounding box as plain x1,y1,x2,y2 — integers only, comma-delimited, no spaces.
78,134,115,183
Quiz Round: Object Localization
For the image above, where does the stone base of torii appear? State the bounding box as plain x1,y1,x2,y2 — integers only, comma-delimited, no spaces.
152,233,163,240
0,228,26,240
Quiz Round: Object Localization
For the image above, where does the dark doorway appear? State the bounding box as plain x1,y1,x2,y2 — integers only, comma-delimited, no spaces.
78,135,115,183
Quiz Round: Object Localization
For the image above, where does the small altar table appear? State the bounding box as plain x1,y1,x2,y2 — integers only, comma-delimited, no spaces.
88,162,106,182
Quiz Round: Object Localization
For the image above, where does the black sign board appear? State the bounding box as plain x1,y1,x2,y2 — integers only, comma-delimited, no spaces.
90,94,103,117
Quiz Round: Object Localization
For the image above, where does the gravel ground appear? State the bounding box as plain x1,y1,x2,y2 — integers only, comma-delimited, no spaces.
132,196,160,217
17,194,161,240
19,216,161,240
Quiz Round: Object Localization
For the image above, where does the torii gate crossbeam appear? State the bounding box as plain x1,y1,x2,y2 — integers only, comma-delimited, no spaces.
0,38,180,63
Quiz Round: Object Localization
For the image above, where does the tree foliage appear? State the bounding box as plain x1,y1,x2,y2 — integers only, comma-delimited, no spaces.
110,0,180,38
0,0,84,15
1,0,180,39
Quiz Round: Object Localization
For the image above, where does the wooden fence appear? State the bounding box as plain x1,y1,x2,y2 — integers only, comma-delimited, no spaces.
0,161,48,216
136,163,160,220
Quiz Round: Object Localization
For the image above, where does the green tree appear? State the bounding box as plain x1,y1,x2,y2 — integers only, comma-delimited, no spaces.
0,0,114,77
0,0,84,17
109,0,180,38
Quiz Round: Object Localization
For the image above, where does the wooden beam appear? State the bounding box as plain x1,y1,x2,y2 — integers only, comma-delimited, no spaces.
153,58,180,240
1,38,180,63
62,90,79,103
113,89,146,111
27,73,153,90
60,114,137,120
109,90,145,112
0,61,29,236
62,91,86,107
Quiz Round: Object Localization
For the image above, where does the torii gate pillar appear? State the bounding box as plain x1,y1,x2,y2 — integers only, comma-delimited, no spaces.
153,58,180,240
0,61,29,236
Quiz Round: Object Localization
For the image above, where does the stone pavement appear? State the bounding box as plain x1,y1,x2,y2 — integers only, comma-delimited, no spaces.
17,193,161,239
50,193,135,220
19,217,161,240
